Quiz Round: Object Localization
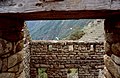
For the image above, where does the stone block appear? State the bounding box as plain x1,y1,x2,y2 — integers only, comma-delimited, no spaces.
8,54,17,68
111,54,120,65
0,73,15,78
1,53,10,58
105,42,112,56
0,38,12,56
34,64,40,68
59,65,65,68
69,45,73,51
104,67,112,78
40,64,49,68
105,33,120,43
104,55,120,78
111,43,120,57
17,71,25,78
2,58,8,71
62,57,66,60
16,40,24,52
15,62,24,78
8,64,19,72
17,50,24,63
0,58,2,71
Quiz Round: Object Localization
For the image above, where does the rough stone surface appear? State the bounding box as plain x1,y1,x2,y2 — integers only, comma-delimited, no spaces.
0,38,12,56
111,54,120,65
17,51,24,63
98,69,105,78
0,18,27,78
104,18,120,78
104,55,120,78
30,40,104,78
18,71,26,78
15,62,24,78
23,23,31,78
16,40,24,52
105,33,120,43
8,54,18,68
0,58,2,71
2,58,8,71
8,65,19,72
0,73,15,78
105,42,112,56
104,67,112,78
111,43,120,57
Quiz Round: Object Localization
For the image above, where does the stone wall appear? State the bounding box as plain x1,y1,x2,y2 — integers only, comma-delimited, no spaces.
104,18,120,78
0,18,25,78
30,40,105,78
23,23,31,78
0,18,31,78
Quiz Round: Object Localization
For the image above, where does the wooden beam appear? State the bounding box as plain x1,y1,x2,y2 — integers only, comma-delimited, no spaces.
0,10,120,20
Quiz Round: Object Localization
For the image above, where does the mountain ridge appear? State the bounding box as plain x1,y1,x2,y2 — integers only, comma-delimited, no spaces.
26,19,94,40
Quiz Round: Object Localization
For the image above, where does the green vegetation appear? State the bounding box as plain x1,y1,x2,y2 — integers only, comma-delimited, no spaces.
68,30,85,40
67,68,78,78
38,68,48,78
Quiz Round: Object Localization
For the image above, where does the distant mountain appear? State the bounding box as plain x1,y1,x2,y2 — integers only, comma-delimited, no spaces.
26,20,94,40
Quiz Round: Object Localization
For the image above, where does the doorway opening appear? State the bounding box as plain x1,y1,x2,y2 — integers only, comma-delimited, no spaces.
27,19,105,78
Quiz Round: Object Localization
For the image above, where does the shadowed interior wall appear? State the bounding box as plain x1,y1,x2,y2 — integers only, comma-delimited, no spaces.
0,18,31,78
104,18,120,78
0,18,25,78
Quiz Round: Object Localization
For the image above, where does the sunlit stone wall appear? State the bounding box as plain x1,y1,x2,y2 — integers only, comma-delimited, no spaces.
30,40,104,78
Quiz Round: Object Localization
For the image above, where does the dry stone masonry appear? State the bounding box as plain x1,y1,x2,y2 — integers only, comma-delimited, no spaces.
30,40,105,78
23,23,31,78
104,18,120,78
0,17,106,78
1,16,120,78
0,17,24,78
0,18,30,78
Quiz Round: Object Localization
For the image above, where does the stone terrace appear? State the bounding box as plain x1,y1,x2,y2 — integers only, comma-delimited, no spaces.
30,40,105,78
